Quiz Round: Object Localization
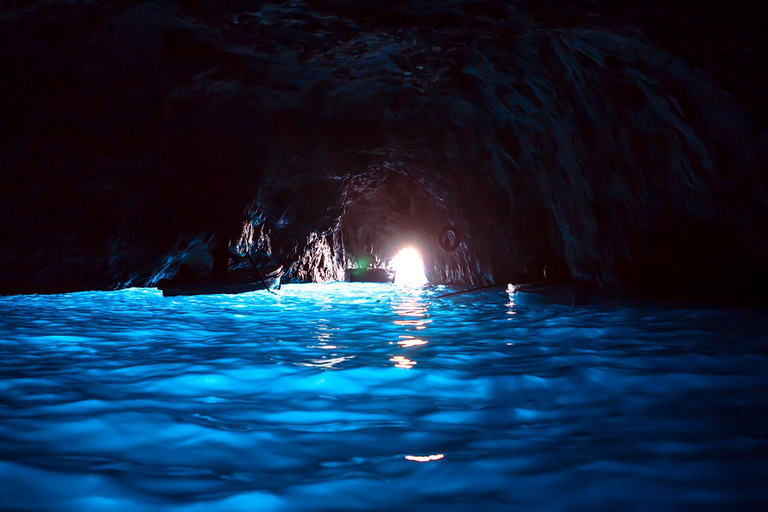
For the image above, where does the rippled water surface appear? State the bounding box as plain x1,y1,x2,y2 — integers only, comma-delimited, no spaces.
1,283,767,511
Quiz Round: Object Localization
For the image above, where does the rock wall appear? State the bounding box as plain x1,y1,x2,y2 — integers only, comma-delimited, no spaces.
1,0,766,300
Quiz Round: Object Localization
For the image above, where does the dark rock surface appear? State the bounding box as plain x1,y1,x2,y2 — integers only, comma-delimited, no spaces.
1,0,766,301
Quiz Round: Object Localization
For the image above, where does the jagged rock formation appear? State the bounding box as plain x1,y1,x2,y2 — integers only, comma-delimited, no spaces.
1,0,766,300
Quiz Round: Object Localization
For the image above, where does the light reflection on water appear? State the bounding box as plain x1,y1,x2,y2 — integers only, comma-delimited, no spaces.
390,294,431,368
0,283,768,510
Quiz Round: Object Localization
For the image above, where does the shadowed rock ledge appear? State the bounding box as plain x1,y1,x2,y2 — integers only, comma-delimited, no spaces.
1,0,766,301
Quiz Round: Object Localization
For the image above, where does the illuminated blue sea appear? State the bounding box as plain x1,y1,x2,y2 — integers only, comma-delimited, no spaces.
1,283,767,511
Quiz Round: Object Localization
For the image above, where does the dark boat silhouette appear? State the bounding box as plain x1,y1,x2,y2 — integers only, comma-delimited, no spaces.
158,266,283,297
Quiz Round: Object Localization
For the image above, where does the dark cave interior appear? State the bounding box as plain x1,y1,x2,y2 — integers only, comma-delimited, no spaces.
1,0,767,301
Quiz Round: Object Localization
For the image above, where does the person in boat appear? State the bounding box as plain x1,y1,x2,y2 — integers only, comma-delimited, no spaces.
211,238,247,276
526,242,571,284
212,237,277,277
211,238,232,278
174,262,196,283
357,245,380,270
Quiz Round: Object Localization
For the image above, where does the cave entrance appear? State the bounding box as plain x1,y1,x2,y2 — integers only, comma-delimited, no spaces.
341,171,439,284
391,247,427,286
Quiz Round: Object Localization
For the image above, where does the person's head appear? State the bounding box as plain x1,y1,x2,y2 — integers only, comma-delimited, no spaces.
365,245,373,254
543,261,570,282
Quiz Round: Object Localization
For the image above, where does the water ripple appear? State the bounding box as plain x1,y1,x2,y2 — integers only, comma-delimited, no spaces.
1,283,767,510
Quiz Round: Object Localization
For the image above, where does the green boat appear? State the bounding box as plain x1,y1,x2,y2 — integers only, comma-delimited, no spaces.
344,268,395,283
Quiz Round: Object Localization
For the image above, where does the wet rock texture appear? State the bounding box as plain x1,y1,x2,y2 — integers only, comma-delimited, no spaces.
1,0,767,299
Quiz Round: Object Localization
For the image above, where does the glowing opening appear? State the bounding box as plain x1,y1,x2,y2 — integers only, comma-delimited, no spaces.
391,247,428,286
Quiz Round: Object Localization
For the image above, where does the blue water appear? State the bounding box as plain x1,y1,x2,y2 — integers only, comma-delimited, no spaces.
1,283,767,511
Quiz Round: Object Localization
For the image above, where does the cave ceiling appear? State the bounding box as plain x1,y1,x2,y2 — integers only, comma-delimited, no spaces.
1,0,766,298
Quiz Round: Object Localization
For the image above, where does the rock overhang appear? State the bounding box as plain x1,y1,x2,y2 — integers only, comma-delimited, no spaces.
1,0,766,301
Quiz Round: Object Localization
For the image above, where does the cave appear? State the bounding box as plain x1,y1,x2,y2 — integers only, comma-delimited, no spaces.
2,0,767,301
2,0,768,509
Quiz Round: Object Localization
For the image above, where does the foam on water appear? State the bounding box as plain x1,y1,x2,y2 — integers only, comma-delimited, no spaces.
1,283,767,511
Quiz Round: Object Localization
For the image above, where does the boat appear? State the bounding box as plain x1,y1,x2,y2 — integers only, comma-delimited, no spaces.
344,267,395,283
510,282,592,307
157,266,283,297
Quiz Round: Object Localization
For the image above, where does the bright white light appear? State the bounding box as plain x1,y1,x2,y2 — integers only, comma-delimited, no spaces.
405,453,444,462
392,247,428,286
